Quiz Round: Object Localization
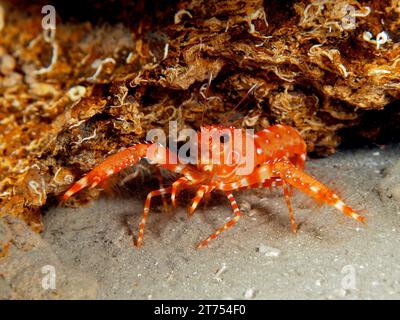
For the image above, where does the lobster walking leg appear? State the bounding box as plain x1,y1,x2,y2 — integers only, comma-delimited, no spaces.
188,185,213,215
154,168,170,212
171,177,191,207
197,191,241,248
281,181,297,233
136,187,172,247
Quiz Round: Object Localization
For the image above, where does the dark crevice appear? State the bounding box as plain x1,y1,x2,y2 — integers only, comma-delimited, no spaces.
338,100,400,150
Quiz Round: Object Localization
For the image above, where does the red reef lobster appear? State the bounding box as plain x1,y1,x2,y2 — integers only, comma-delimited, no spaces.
62,124,364,248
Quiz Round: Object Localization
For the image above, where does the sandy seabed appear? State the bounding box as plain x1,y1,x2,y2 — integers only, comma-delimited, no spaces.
1,144,400,299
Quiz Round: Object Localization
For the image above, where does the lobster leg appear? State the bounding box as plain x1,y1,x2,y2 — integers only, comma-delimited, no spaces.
272,161,365,223
281,180,297,233
138,166,207,245
197,191,241,248
154,168,170,212
136,187,172,247
171,177,191,208
188,185,213,215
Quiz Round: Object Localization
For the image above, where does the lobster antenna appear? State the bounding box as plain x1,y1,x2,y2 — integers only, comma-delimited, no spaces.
221,83,259,126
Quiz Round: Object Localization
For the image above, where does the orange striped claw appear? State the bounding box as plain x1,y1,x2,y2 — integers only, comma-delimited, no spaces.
62,124,365,248
62,144,149,201
272,160,365,224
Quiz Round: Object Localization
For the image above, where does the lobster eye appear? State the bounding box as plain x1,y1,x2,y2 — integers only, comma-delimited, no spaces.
219,134,230,144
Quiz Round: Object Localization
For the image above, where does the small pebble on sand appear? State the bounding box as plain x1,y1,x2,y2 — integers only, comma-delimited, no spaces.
244,288,256,299
239,200,251,212
248,209,258,217
257,244,280,257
